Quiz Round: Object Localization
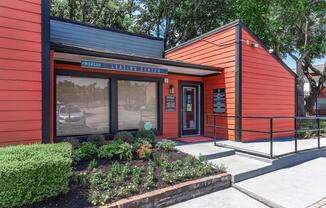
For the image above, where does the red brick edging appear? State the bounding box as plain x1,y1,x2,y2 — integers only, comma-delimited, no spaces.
100,173,231,208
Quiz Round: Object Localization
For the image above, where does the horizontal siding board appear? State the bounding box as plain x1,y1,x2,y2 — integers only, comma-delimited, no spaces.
0,100,41,111
0,16,40,33
0,37,41,52
0,90,42,101
0,130,41,143
0,26,41,42
0,69,41,81
0,59,41,71
0,7,40,23
50,20,164,58
0,120,40,132
0,80,41,91
0,1,40,14
0,111,41,121
0,48,41,62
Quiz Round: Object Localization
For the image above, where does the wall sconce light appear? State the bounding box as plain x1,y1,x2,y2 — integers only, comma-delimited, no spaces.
169,84,175,94
245,40,259,48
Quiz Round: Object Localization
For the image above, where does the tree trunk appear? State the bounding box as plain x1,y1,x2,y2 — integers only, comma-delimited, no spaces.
296,61,306,116
305,88,319,116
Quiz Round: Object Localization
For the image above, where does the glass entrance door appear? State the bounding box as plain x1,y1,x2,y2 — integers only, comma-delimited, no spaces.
181,85,199,135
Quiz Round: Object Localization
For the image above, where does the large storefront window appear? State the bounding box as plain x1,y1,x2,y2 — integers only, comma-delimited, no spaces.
118,80,158,130
56,76,109,136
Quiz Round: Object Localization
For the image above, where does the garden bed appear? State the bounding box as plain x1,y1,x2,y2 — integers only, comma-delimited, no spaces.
23,131,228,208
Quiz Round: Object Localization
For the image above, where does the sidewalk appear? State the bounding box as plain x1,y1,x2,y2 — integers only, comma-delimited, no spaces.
168,187,268,208
236,157,326,208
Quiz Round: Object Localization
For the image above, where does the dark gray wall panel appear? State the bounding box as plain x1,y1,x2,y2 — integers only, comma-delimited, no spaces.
50,19,164,58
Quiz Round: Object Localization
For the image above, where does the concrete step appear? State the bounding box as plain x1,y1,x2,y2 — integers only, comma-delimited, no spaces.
176,142,235,160
208,154,271,183
177,142,326,183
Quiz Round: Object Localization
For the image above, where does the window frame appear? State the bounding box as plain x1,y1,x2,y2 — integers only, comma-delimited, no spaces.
54,69,163,140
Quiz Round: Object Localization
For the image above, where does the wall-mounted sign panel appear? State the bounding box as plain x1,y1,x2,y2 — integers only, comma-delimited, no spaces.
213,88,225,113
165,96,176,112
81,60,168,75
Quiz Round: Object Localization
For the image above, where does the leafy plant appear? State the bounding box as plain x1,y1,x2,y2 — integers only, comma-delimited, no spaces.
87,159,97,172
130,166,143,192
136,143,152,159
136,129,155,143
114,131,134,143
157,140,176,151
88,134,107,145
77,142,98,158
143,160,155,190
98,141,132,160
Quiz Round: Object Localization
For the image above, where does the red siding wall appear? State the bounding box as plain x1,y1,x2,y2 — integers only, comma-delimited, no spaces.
165,26,237,140
241,28,295,141
0,0,42,146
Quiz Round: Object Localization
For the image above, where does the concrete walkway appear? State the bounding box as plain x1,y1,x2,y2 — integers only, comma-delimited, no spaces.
168,187,268,208
173,142,326,208
237,157,326,208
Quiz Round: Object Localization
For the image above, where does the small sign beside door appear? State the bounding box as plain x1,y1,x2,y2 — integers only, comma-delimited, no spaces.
213,88,226,113
165,96,176,112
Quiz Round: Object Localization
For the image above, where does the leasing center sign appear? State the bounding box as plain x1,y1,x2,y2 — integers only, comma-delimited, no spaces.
81,60,168,75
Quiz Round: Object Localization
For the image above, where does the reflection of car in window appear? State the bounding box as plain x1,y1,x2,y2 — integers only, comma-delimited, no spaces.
58,104,86,125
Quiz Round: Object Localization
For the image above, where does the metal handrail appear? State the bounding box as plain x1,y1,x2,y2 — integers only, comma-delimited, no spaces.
206,114,326,159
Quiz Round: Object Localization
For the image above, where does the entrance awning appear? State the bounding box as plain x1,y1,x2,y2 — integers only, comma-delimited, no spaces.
52,43,222,76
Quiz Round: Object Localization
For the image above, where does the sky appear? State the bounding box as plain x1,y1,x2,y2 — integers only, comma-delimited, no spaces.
283,56,325,71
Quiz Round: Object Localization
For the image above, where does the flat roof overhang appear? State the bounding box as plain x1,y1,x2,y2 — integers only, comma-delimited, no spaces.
52,43,222,76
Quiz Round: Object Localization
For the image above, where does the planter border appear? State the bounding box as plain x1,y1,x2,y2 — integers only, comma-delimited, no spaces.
101,173,231,208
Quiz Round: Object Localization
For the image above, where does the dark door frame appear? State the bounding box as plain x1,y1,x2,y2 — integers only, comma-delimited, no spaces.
178,81,204,137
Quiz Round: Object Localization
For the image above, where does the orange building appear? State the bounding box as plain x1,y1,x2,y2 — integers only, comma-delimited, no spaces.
0,0,296,146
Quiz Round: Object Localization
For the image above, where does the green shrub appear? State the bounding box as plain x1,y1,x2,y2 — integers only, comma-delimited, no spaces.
98,140,132,160
114,131,134,143
87,134,107,145
0,143,72,207
157,140,176,151
77,142,98,158
136,129,155,143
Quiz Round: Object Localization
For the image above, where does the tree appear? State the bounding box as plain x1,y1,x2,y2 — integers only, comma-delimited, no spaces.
272,0,325,115
230,0,326,115
51,0,139,31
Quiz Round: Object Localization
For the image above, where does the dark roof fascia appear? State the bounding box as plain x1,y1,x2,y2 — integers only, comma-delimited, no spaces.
51,43,222,73
50,16,163,41
164,19,240,54
238,21,297,78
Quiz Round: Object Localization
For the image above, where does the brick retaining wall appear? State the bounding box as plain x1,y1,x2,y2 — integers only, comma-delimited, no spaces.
102,173,231,208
